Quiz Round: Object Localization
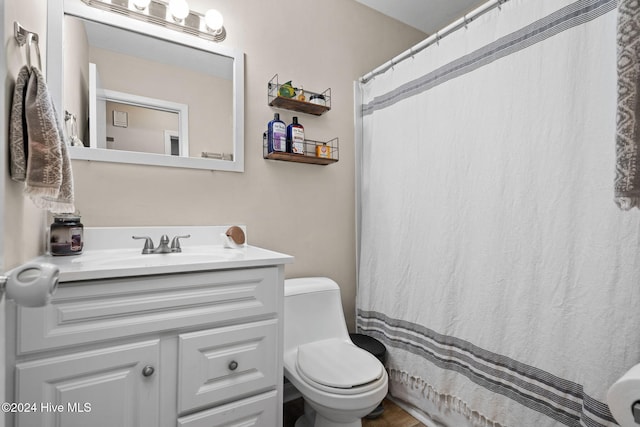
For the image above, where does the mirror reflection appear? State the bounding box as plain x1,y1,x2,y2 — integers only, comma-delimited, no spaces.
104,101,181,155
63,15,235,162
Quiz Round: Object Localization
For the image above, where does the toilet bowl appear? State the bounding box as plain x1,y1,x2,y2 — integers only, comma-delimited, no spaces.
284,277,388,427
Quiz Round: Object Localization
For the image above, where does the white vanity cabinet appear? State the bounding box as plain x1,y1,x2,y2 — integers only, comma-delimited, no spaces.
7,263,288,427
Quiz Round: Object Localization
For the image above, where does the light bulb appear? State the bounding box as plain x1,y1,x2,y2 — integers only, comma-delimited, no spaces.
169,0,190,21
204,9,224,32
132,0,151,10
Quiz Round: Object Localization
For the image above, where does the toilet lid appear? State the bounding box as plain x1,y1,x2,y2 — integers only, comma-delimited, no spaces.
296,339,384,389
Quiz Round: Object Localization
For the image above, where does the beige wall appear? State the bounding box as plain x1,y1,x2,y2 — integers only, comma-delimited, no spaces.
3,0,50,423
70,0,425,330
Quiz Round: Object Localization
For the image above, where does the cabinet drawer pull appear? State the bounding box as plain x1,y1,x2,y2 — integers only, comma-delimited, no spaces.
142,365,155,377
228,361,238,371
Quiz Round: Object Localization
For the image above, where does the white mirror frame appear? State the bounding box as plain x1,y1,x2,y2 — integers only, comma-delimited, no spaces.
47,0,245,172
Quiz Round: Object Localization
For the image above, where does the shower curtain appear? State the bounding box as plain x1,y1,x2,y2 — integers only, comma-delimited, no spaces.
356,0,640,426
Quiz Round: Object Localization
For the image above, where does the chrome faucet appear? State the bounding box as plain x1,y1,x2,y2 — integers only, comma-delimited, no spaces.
132,234,191,254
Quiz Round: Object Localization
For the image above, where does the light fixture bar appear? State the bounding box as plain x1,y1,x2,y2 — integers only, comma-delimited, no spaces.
80,0,226,42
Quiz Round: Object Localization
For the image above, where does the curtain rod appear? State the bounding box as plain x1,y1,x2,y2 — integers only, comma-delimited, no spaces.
360,0,509,83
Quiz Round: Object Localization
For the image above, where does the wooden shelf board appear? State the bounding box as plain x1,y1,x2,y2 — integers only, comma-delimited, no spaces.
269,97,330,116
264,152,338,165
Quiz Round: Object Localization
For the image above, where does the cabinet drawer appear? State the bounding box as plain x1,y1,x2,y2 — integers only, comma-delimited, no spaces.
17,267,280,354
177,390,278,427
178,319,278,413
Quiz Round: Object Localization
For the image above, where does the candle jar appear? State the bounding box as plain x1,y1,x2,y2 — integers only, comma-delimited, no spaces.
50,214,84,256
309,94,326,106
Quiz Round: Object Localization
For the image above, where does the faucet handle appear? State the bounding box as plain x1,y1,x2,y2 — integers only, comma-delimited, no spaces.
132,236,155,254
170,234,191,252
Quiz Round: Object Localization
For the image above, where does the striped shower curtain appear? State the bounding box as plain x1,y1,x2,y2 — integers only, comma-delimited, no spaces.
356,1,640,426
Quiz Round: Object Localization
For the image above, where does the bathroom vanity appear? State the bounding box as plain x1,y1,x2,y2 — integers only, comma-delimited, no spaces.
3,226,293,427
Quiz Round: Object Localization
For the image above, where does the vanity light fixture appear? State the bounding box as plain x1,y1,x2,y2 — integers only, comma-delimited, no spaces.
204,9,224,33
168,0,189,22
132,0,151,10
80,0,227,42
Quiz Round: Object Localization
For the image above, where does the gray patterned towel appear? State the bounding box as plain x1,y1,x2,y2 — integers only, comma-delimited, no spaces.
9,66,30,182
615,0,640,209
23,67,75,213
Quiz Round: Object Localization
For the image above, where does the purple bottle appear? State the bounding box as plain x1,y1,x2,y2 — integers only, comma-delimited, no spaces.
268,113,286,153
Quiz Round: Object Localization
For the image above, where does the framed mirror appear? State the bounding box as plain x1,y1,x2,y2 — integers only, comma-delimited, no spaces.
47,0,244,172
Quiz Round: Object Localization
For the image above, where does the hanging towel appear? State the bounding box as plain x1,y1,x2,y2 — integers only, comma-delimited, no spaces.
24,66,75,213
615,0,640,209
9,66,30,182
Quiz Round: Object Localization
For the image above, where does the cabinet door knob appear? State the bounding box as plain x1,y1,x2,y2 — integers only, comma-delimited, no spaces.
228,361,238,371
142,365,155,377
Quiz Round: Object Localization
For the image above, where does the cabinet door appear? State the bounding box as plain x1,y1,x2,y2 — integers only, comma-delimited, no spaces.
15,340,160,427
178,319,278,413
177,390,277,427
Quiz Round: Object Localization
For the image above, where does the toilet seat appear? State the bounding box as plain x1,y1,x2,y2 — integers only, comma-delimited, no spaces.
296,339,384,395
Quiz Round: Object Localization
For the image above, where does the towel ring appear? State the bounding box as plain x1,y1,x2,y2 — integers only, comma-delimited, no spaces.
14,22,42,71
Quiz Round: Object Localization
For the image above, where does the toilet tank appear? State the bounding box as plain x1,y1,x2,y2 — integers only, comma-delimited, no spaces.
284,277,350,351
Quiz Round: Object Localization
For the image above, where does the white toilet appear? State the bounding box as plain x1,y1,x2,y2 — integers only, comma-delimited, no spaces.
284,277,388,427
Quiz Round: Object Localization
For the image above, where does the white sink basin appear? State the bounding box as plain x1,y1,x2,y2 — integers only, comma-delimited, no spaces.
71,247,242,269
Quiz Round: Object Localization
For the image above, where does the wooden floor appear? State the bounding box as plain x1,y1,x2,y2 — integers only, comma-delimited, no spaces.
283,398,427,427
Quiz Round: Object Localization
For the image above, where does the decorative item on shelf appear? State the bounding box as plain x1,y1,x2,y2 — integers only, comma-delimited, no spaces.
268,74,331,116
80,0,226,42
278,81,296,98
309,94,326,106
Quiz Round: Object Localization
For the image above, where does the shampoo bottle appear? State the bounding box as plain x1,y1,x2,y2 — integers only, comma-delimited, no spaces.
268,113,286,153
287,116,305,155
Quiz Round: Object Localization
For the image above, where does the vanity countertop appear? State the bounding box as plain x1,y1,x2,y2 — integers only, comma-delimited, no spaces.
34,226,293,282
35,245,294,282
